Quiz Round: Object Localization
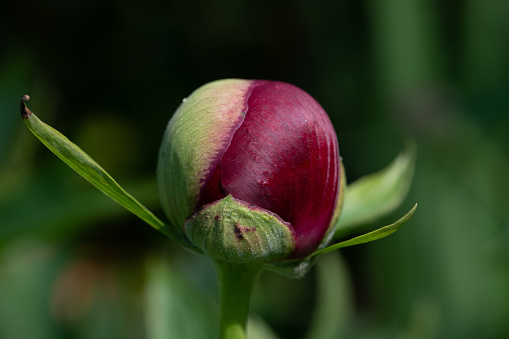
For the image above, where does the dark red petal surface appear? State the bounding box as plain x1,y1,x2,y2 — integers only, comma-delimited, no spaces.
219,81,340,257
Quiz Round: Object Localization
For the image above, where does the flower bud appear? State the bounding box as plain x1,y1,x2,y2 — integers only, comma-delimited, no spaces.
157,79,343,261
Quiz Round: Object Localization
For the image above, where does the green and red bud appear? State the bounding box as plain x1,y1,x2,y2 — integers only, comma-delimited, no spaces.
157,79,344,261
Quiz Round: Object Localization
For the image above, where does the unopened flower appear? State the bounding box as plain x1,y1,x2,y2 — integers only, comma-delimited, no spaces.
157,79,344,262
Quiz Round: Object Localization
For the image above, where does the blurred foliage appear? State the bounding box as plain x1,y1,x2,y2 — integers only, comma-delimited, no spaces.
1,0,509,338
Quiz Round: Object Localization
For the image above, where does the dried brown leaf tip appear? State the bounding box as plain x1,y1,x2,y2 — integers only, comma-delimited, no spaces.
20,95,32,119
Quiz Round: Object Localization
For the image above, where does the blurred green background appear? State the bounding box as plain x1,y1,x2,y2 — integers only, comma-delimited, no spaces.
1,0,509,338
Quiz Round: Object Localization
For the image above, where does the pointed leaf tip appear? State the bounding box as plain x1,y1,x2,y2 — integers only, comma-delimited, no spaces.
334,142,416,239
315,203,417,257
20,94,32,119
20,103,195,250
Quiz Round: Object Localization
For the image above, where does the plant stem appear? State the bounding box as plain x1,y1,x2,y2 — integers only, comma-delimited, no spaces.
214,260,262,339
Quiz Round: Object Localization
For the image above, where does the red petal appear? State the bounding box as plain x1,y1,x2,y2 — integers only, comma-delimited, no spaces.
220,81,340,257
199,164,226,207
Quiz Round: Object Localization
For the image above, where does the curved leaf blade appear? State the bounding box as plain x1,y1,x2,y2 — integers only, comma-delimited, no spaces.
20,97,186,245
263,204,416,279
317,203,417,257
335,142,416,239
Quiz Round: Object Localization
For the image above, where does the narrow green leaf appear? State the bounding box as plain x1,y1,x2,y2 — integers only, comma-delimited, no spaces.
316,204,417,256
20,97,187,246
335,142,416,239
263,204,416,279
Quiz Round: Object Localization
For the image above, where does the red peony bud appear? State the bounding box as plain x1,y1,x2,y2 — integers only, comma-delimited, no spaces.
158,79,344,260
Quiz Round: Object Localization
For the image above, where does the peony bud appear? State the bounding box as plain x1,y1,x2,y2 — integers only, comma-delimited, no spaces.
21,76,415,339
157,79,344,261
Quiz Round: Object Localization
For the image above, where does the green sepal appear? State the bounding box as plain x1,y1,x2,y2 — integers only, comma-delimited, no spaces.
20,97,197,251
265,204,417,279
185,195,297,263
157,79,253,230
334,142,416,240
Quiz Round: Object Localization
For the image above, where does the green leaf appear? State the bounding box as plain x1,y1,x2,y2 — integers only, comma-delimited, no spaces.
266,203,416,279
335,142,416,240
20,97,189,247
316,204,417,256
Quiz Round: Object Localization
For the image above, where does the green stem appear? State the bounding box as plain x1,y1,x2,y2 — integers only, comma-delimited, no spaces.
214,260,262,339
